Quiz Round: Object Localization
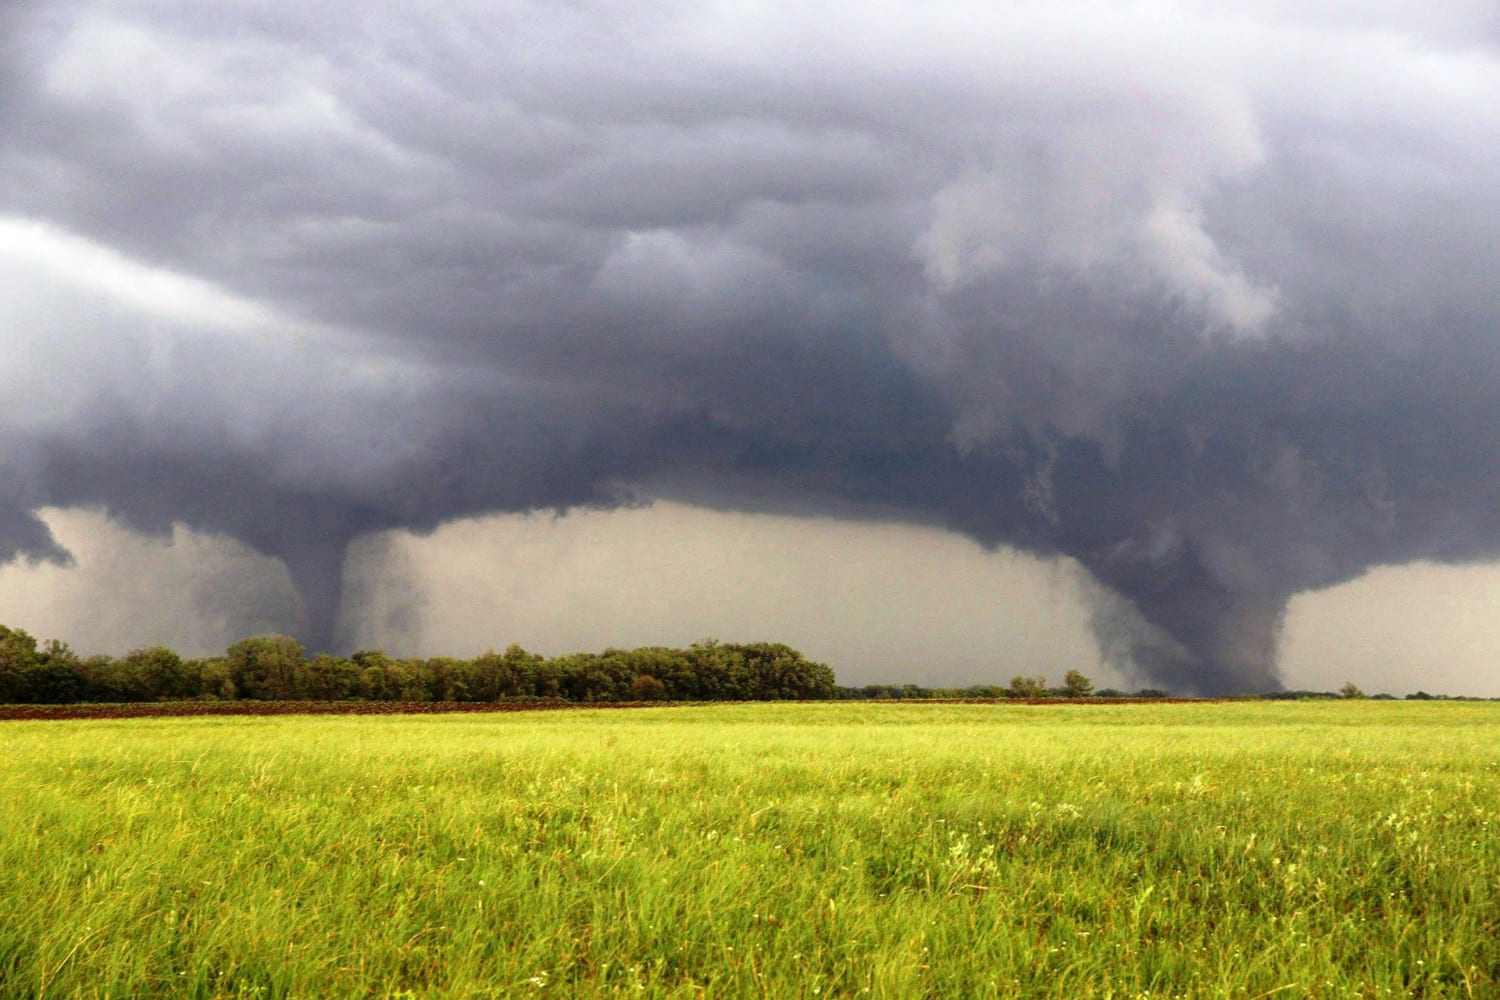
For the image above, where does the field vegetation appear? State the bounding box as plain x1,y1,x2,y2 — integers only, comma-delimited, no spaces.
2,701,1497,998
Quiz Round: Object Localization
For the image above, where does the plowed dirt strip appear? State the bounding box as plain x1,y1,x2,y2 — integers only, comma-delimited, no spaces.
0,697,1218,720
0,699,655,720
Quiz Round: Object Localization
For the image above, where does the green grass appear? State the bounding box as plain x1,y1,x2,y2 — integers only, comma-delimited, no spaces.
2,702,1498,998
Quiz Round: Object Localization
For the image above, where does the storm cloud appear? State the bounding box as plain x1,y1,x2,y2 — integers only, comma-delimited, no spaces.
3,0,1500,691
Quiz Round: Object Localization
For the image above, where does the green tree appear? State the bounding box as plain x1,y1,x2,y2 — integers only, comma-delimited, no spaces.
352,649,399,700
123,646,186,700
1340,681,1366,699
30,639,84,704
425,657,470,701
184,658,236,699
629,673,668,701
226,635,307,700
0,625,42,702
299,653,361,700
1007,675,1048,699
723,642,835,700
389,658,436,701
471,644,544,699
1062,669,1094,698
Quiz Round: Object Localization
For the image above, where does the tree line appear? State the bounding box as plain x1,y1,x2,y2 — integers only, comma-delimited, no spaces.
0,625,836,705
4,623,1484,705
836,670,1102,700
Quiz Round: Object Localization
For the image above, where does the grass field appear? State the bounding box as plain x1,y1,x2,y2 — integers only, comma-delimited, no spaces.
1,702,1497,998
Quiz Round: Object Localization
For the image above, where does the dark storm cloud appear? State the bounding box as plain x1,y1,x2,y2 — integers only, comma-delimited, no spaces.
3,0,1499,689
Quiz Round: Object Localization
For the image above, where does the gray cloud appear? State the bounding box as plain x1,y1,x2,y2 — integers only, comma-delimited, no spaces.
3,0,1500,690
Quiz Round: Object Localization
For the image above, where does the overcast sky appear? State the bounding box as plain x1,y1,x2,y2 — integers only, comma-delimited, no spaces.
3,1,1500,694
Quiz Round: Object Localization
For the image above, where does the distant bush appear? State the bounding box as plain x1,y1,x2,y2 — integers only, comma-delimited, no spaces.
1007,675,1048,699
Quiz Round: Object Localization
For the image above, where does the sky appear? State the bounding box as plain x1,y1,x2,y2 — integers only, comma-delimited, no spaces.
3,0,1500,695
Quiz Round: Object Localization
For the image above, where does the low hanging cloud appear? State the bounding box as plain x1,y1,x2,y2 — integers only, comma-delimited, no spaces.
3,0,1500,691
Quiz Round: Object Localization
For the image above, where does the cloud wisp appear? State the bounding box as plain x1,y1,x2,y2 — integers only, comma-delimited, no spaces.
3,0,1500,691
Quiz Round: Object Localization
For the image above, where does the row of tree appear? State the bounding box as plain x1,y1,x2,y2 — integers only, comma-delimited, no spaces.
8,623,1475,705
0,626,836,705
836,670,1102,700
